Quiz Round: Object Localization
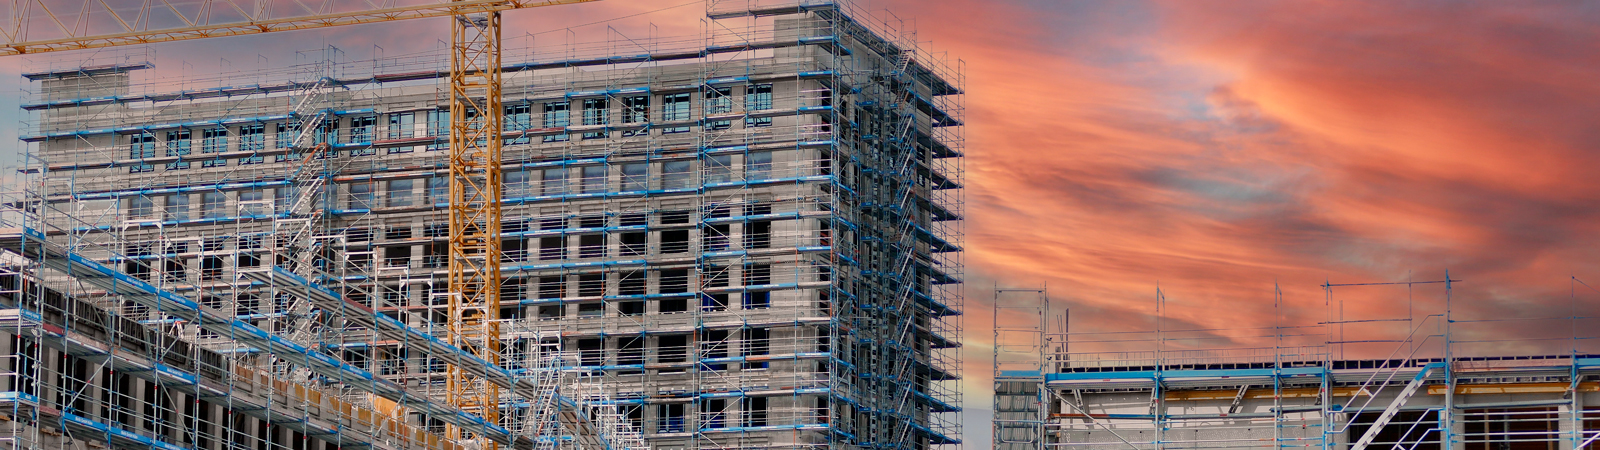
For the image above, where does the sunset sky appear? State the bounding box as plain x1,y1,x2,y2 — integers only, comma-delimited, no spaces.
4,1,1600,448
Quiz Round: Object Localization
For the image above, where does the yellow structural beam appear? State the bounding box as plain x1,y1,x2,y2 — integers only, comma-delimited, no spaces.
1427,382,1600,395
1,0,595,56
446,6,504,449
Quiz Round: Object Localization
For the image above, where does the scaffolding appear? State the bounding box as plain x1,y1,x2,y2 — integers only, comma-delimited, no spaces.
992,277,1600,450
993,287,1050,450
6,1,964,450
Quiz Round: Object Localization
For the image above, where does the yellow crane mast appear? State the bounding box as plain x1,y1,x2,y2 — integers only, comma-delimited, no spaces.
446,10,505,448
3,0,599,447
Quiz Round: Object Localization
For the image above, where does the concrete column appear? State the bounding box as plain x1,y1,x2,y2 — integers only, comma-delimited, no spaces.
1447,406,1466,450
1560,392,1582,450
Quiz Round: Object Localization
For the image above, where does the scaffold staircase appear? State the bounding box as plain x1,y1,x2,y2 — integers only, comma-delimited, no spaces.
883,46,931,448
571,369,646,450
525,340,566,448
511,340,641,450
1348,363,1443,450
553,368,614,450
261,74,349,380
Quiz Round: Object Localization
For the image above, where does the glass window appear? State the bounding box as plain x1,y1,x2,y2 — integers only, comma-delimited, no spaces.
505,104,532,130
661,93,691,133
621,163,648,192
349,183,373,209
128,196,154,219
428,177,448,202
350,116,376,142
662,160,693,190
580,165,606,194
274,122,303,162
348,116,376,155
166,130,192,157
746,151,773,179
166,130,192,170
745,84,773,127
543,102,570,142
505,104,531,144
201,191,227,219
541,168,567,196
706,87,732,130
389,113,420,153
426,110,450,151
657,404,685,433
166,193,189,219
745,84,773,110
201,128,227,153
388,179,414,207
504,170,529,198
706,87,733,113
130,132,157,159
707,155,733,183
582,98,608,140
316,119,340,145
427,110,449,136
239,190,265,216
388,112,416,139
240,124,265,152
623,95,649,124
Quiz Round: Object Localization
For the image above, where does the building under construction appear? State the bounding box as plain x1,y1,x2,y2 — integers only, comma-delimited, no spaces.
993,285,1600,450
0,2,964,450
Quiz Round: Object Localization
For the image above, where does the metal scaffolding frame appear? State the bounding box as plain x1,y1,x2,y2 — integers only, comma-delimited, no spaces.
991,276,1600,450
5,2,965,450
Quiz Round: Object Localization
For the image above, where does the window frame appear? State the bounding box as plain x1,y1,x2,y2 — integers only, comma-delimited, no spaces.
661,93,691,134
387,179,415,207
745,84,774,127
621,162,648,191
348,183,374,209
128,196,155,219
239,124,266,152
129,132,158,159
580,165,606,194
543,101,571,142
200,191,227,219
581,98,609,139
705,87,733,131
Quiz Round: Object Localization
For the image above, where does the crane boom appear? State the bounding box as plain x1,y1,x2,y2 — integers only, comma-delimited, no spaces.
0,0,594,56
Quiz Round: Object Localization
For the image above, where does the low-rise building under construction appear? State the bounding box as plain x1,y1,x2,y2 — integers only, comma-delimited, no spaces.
994,285,1600,450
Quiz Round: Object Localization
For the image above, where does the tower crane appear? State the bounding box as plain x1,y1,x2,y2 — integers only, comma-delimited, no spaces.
3,2,599,450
